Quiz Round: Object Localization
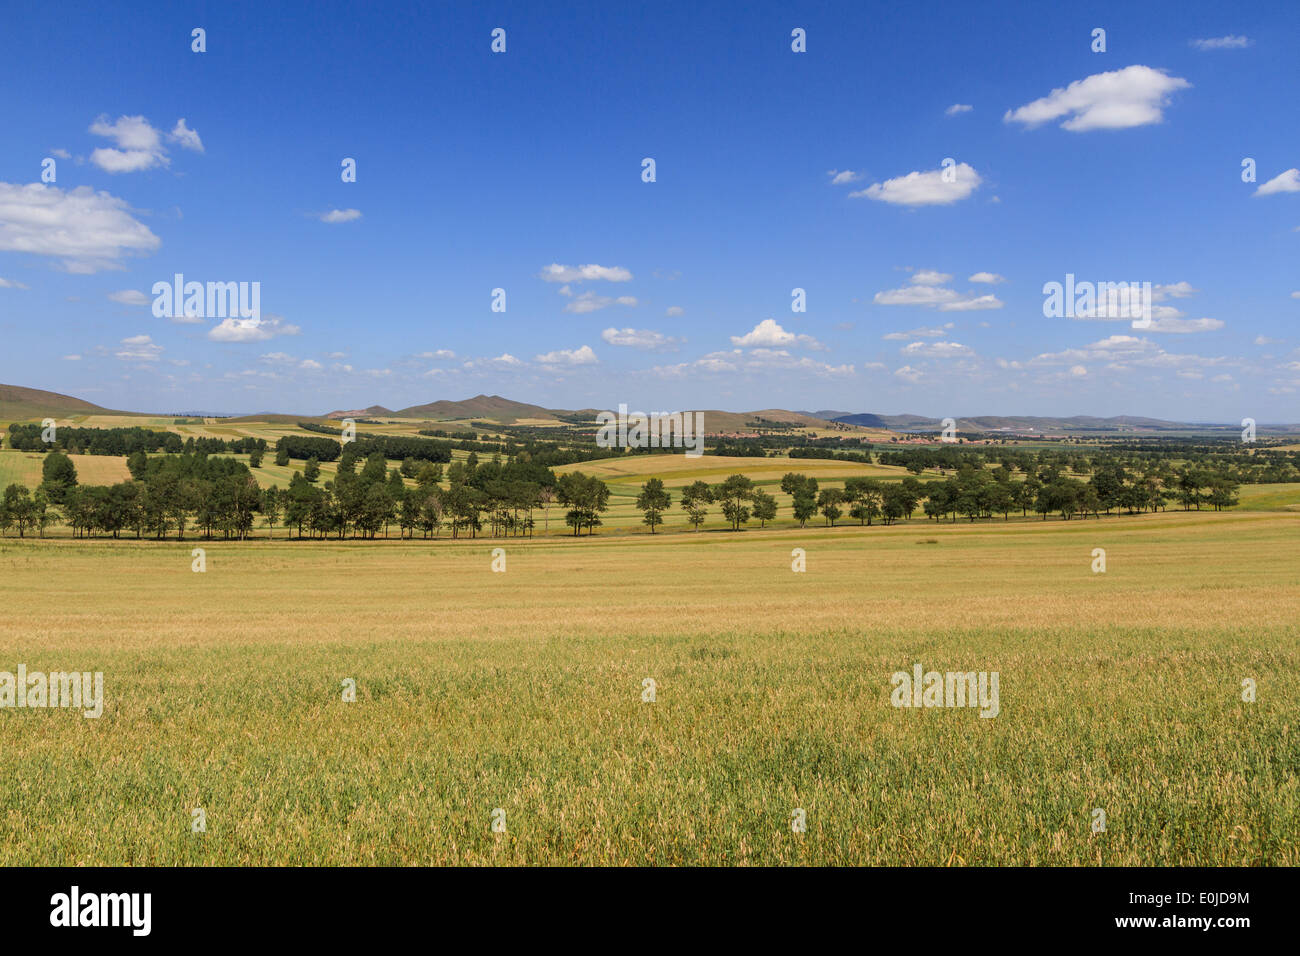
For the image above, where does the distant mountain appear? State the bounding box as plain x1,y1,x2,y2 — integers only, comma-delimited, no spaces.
324,405,396,420
830,412,1300,435
824,412,891,429
391,394,557,423
0,383,128,420
802,410,857,422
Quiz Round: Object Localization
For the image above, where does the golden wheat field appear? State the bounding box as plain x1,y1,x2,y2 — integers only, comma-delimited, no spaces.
0,510,1296,865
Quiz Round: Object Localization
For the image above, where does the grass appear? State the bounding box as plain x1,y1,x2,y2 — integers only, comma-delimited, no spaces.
0,510,1295,865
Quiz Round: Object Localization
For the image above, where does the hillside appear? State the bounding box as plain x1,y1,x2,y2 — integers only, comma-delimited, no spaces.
324,405,396,420
389,394,558,423
0,383,124,421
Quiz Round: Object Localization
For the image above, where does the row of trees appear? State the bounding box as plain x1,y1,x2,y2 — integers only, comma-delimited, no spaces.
0,447,622,541
627,465,1242,532
0,451,1242,540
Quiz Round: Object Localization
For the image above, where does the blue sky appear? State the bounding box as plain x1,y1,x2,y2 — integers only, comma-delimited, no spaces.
1,0,1297,419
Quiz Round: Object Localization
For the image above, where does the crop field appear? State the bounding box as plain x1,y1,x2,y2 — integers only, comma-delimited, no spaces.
0,510,1295,866
0,452,130,489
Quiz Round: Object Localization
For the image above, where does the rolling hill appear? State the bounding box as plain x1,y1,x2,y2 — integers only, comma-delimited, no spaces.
388,394,558,423
0,384,126,421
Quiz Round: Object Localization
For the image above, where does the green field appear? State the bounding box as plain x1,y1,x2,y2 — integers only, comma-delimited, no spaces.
0,510,1295,865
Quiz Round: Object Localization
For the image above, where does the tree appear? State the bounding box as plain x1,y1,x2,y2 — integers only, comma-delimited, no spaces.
416,462,443,487
635,478,671,533
304,457,322,483
791,492,817,527
713,474,754,531
556,472,610,536
1205,477,1239,511
262,487,281,537
249,448,264,468
751,489,777,527
844,477,882,526
539,486,555,535
680,480,713,531
817,488,844,526
781,473,818,498
359,451,387,486
3,484,36,538
988,482,1015,520
127,450,150,479
275,446,290,467
32,489,55,537
40,451,78,503
881,484,908,525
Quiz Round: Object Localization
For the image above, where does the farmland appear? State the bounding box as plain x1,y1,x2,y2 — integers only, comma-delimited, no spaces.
0,510,1295,865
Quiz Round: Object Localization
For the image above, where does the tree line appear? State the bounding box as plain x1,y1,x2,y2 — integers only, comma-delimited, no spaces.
0,451,1244,541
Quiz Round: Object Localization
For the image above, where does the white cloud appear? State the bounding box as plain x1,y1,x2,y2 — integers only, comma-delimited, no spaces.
1153,281,1198,299
851,163,981,205
945,103,973,115
62,354,81,360
1191,36,1251,50
1070,365,1087,377
115,334,162,361
88,115,167,172
87,116,201,172
601,327,682,351
730,318,823,350
417,349,456,359
969,272,1006,284
883,323,954,340
1003,65,1190,132
539,263,632,283
535,345,598,366
169,119,204,152
320,208,362,223
874,285,961,307
299,359,323,370
0,277,30,289
894,365,923,384
828,169,861,185
0,182,160,273
1027,334,1230,377
1255,169,1300,196
874,272,1003,311
107,289,150,305
208,314,300,343
650,348,851,379
1255,336,1283,345
665,305,684,316
901,340,975,358
564,290,638,313
1146,316,1224,334
940,293,1003,312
